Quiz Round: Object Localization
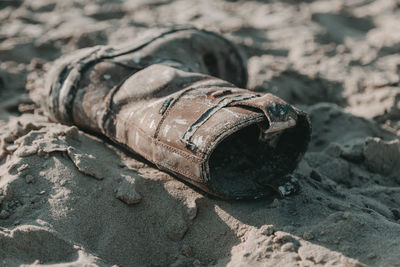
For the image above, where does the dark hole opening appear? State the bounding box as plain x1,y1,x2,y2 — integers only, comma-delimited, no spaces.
209,117,310,199
203,53,219,78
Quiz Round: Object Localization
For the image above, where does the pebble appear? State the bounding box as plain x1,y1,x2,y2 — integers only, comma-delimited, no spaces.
25,174,34,184
0,210,9,219
115,176,142,205
67,149,104,180
341,141,364,162
363,137,400,175
64,126,80,140
165,216,188,241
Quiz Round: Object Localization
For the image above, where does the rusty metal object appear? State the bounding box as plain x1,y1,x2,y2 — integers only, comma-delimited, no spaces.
37,27,311,199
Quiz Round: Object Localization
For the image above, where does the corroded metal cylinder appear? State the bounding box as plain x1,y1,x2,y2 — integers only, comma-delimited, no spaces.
36,27,311,199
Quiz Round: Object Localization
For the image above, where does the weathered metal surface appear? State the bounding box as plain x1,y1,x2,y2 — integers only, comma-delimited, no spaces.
39,27,311,199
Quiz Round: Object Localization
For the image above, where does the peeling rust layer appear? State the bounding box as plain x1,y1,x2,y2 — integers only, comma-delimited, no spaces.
40,27,311,199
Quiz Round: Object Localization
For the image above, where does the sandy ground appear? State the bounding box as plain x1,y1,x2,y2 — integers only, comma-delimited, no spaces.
1,0,400,266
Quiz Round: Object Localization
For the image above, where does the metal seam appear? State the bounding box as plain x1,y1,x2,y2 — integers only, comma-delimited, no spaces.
181,94,257,151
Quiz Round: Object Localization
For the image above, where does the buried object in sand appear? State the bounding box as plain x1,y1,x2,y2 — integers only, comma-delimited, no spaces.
34,26,311,199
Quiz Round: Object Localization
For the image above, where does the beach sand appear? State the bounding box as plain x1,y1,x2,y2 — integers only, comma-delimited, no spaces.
1,0,400,266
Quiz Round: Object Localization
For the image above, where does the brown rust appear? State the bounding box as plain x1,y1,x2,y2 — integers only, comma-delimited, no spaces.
37,27,311,199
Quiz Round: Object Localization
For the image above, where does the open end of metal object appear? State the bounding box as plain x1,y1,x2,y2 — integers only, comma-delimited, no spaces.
208,115,310,199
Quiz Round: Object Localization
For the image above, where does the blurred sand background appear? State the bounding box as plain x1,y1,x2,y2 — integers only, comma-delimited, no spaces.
1,0,400,266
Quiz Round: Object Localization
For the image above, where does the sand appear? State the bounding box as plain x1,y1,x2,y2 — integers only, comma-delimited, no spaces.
1,0,400,266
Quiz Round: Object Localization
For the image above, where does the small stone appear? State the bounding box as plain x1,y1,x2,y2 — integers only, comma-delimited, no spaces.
367,253,377,259
165,216,188,241
363,137,400,175
277,175,300,197
25,174,34,184
116,175,142,205
64,126,80,140
103,74,111,80
39,190,46,195
341,140,364,162
67,148,104,179
0,210,9,219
